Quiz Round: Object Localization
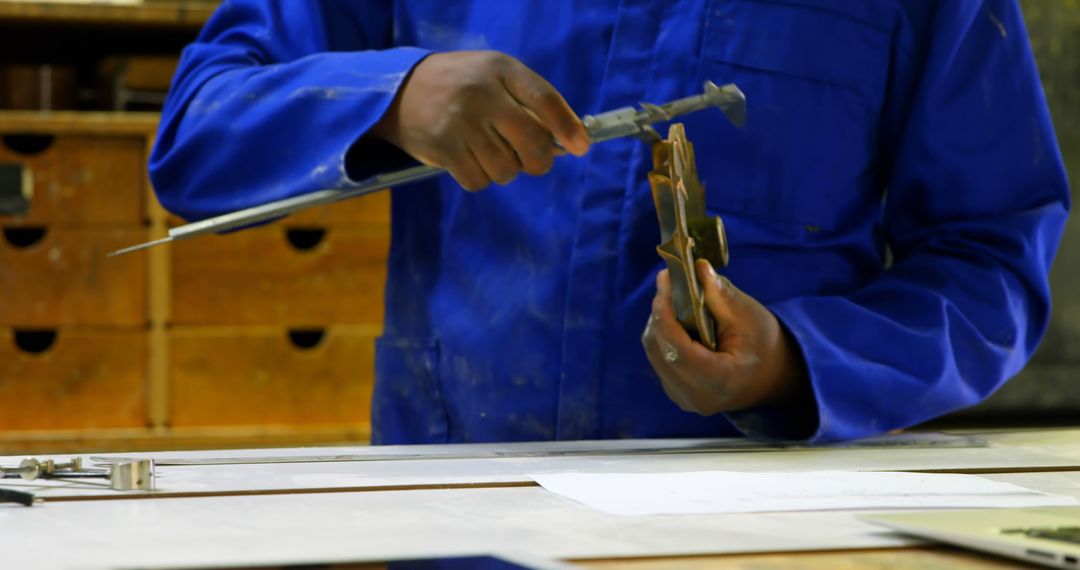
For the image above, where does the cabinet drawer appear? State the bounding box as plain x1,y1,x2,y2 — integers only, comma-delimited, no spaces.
170,326,376,428
0,227,147,326
0,327,147,430
0,133,146,225
171,226,388,325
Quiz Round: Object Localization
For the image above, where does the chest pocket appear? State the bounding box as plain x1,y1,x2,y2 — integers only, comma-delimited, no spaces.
690,0,892,231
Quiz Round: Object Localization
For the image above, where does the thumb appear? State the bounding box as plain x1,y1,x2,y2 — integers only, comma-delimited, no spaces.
695,259,746,324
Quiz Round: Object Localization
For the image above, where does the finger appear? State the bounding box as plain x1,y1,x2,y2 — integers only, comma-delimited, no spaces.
492,102,556,176
652,270,717,369
641,283,669,366
469,123,521,186
644,316,730,416
659,269,750,402
651,270,691,348
500,60,589,156
641,313,700,413
643,271,686,370
695,259,742,326
655,365,701,413
447,147,492,192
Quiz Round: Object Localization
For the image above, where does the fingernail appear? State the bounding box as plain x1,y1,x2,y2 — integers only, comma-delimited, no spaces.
717,275,737,300
695,259,715,281
700,259,717,279
573,133,590,156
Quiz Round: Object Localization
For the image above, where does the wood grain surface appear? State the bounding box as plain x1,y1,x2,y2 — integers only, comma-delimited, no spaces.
0,327,147,430
171,226,388,326
169,325,378,428
0,133,146,225
0,227,147,326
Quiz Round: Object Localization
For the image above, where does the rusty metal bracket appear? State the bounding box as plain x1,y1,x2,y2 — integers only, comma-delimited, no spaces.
649,122,738,350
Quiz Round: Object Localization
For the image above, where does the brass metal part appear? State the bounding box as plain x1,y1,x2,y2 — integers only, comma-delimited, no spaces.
649,123,731,351
1,457,86,480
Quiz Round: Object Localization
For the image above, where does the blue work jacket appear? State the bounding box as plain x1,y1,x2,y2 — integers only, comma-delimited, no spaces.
150,0,1069,444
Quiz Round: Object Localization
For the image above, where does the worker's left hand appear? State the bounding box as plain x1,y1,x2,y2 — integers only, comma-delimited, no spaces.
642,260,810,414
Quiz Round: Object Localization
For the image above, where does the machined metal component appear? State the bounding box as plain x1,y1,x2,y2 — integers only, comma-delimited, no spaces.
109,82,747,257
0,459,40,480
582,81,745,143
1,458,82,480
1,457,154,491
107,460,155,491
649,123,733,351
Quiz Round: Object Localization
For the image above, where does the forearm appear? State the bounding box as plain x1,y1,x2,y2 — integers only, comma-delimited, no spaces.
757,202,1067,443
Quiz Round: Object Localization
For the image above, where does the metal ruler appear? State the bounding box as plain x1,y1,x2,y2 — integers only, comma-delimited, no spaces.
92,434,986,467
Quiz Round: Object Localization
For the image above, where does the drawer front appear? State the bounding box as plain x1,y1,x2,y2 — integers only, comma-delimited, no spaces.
170,326,376,428
0,327,147,430
0,227,147,326
0,133,146,225
171,226,388,325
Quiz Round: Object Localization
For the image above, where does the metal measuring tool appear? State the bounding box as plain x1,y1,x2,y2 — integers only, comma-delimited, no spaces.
109,81,746,257
1,457,155,492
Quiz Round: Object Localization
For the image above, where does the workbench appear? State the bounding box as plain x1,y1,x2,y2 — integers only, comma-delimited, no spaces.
1,427,1078,568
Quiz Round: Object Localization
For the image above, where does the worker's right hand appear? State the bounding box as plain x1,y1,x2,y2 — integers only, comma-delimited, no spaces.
370,51,590,191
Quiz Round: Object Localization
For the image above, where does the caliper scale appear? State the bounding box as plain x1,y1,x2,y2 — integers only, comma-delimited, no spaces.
109,82,746,256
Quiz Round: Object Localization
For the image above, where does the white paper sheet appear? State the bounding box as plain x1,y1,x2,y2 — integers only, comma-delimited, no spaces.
529,470,1080,516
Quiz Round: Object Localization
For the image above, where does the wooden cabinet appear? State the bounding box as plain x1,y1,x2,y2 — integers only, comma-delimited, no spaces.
170,326,377,428
171,224,389,326
0,133,147,225
0,111,390,453
0,328,147,430
0,227,148,326
0,0,388,454
0,114,157,447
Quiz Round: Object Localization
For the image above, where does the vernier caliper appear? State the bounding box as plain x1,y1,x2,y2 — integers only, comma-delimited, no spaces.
109,81,745,257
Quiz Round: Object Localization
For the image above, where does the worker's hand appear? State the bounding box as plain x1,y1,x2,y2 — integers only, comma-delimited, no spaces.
642,260,810,414
371,51,590,191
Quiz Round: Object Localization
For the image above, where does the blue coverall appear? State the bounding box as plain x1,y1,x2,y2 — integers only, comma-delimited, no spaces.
150,0,1070,444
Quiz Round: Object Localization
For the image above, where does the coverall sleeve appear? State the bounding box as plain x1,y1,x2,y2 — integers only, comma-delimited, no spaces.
148,0,430,221
730,0,1070,441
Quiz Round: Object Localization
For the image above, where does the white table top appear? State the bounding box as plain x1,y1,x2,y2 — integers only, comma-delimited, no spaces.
1,429,1077,569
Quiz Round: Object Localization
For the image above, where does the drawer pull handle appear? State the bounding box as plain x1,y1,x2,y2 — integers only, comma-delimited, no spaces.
1,135,55,156
3,226,46,248
0,164,30,216
13,329,56,354
285,228,326,251
287,328,325,350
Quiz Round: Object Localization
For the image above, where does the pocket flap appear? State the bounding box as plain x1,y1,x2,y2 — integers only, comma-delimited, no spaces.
704,1,890,100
